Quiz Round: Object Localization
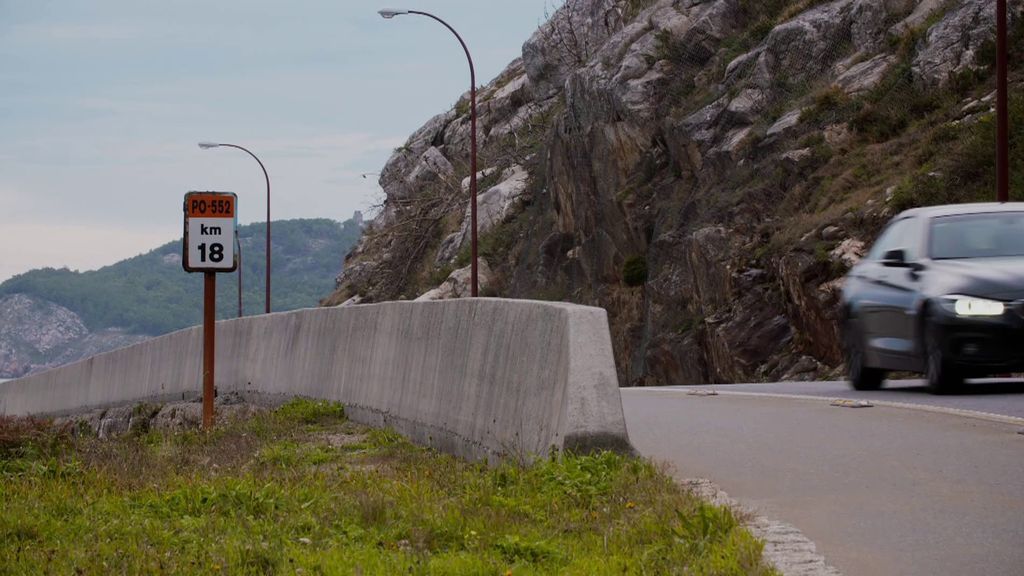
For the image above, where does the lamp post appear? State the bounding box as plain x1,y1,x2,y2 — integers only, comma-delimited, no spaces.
235,230,243,318
996,0,1009,203
199,142,272,313
379,8,479,297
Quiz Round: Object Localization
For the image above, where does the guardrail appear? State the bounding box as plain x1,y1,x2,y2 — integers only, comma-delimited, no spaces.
0,299,632,462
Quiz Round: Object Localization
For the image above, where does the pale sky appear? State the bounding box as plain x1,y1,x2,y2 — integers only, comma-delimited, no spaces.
0,1,558,282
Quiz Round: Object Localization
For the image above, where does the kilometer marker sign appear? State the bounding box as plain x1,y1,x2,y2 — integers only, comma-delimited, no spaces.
183,191,238,273
182,191,238,431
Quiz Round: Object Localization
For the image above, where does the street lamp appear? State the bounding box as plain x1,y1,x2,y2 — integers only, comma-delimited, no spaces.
996,0,1009,203
198,141,272,313
378,8,479,297
235,230,243,318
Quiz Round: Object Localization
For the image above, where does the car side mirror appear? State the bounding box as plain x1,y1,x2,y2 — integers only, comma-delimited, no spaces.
881,249,909,267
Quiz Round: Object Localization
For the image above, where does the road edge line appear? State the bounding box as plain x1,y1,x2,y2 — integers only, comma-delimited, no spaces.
627,388,1024,427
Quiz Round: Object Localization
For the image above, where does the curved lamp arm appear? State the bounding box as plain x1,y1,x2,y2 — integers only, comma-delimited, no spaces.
198,141,272,312
378,9,479,296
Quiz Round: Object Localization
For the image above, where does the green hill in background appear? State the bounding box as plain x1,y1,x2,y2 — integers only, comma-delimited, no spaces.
0,218,361,335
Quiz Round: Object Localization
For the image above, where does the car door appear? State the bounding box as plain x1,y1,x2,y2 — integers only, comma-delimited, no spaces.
856,217,923,369
872,216,925,370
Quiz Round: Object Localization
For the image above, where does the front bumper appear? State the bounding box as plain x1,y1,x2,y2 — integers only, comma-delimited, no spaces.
930,304,1024,374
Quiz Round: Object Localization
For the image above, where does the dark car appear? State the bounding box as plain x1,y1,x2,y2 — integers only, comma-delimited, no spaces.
841,202,1024,393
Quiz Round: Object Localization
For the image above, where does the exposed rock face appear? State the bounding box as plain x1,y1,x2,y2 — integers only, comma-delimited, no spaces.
0,294,87,377
437,166,532,264
522,0,627,99
913,0,1004,86
329,0,1016,385
1,294,86,349
835,54,898,95
415,261,496,301
0,294,149,378
56,393,269,438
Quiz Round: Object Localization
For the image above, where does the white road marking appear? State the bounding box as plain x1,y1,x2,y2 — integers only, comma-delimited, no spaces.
629,387,1024,427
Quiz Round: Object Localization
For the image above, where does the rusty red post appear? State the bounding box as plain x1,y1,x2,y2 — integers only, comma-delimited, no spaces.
203,271,216,429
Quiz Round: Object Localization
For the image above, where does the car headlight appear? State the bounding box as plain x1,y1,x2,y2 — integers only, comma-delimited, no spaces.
939,295,1006,317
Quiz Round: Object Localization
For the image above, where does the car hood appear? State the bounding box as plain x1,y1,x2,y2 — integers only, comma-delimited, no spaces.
926,257,1024,301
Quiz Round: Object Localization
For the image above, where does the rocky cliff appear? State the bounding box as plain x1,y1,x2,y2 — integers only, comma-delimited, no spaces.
0,294,148,378
325,0,1023,385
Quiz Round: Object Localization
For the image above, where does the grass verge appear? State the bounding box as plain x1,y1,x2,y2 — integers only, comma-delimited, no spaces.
0,399,778,575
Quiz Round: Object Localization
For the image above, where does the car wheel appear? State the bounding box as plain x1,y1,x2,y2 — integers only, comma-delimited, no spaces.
925,317,962,395
846,318,885,391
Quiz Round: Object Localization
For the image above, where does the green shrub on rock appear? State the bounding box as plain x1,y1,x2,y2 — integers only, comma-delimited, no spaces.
623,256,648,287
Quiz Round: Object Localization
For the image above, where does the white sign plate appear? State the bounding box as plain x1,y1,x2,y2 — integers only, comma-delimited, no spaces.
183,192,238,273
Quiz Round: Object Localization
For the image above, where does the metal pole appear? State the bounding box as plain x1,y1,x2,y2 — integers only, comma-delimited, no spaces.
236,231,243,318
406,10,479,297
265,165,271,313
203,272,216,430
996,0,1009,203
470,74,478,296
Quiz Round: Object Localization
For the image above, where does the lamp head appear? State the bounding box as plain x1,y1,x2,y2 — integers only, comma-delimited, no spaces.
198,142,221,149
378,9,409,19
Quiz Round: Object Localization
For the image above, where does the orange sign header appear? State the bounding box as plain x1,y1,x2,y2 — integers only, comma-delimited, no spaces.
186,193,236,218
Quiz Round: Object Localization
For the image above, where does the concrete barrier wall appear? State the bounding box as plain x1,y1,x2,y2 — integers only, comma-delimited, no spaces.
0,299,631,461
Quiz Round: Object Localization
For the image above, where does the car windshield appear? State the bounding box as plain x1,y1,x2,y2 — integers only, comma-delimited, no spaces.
929,212,1024,259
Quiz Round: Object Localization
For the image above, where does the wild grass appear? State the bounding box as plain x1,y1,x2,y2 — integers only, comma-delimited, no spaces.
0,400,778,575
889,93,1024,211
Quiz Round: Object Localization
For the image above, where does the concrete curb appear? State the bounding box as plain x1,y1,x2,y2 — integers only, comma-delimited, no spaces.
683,478,842,576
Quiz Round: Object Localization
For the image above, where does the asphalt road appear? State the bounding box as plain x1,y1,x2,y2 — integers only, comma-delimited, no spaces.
622,386,1024,576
